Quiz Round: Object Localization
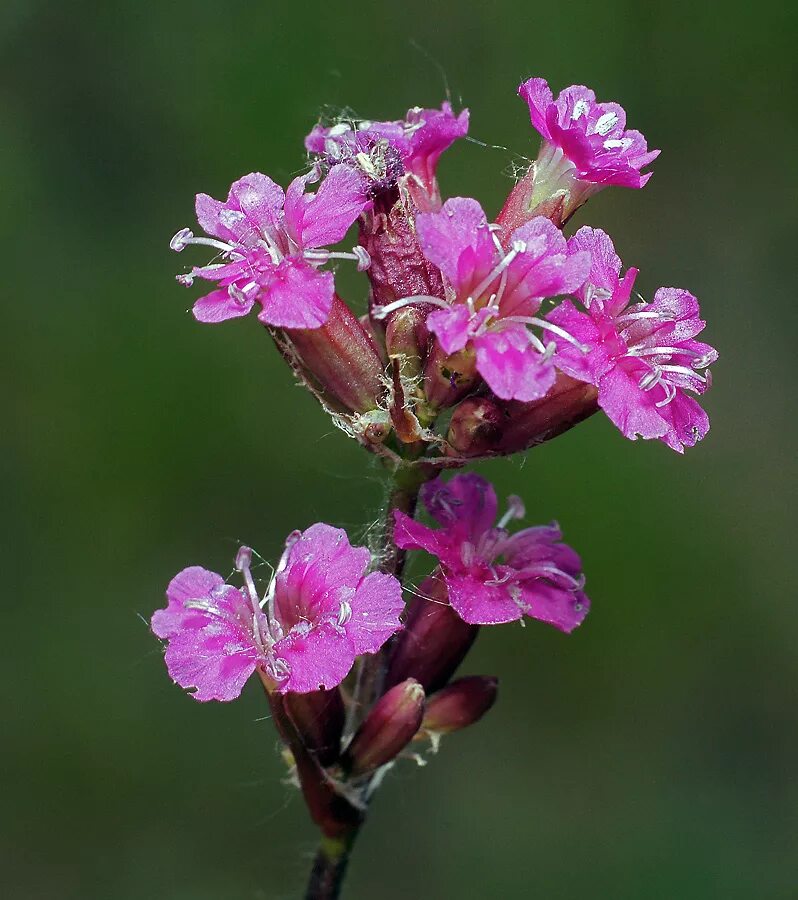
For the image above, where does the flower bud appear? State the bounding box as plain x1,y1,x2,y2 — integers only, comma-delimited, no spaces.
496,372,598,454
422,676,498,735
342,679,425,776
385,576,479,693
447,396,504,456
283,688,346,768
284,294,386,414
359,187,445,320
385,306,429,383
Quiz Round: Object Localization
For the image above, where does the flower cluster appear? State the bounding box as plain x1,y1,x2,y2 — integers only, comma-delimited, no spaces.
155,76,718,873
170,77,714,458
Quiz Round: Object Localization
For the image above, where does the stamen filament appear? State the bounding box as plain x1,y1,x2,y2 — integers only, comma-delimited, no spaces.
372,295,450,320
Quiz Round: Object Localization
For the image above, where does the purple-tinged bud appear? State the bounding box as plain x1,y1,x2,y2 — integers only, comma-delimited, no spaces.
422,676,498,735
283,294,386,414
447,396,503,456
359,187,445,323
385,576,479,693
495,372,599,454
343,679,425,776
283,688,346,768
266,691,362,838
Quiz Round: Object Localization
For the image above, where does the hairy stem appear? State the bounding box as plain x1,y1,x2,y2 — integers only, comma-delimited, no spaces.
305,831,358,900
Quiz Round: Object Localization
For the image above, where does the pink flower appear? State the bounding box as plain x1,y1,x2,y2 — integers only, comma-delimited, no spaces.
547,227,718,452
170,169,369,328
395,197,589,402
151,525,404,700
394,474,589,630
305,103,469,199
520,77,659,191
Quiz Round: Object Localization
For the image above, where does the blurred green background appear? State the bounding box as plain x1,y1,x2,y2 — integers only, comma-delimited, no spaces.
2,1,796,897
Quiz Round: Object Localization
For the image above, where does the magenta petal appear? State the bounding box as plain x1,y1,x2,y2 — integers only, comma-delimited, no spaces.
273,622,356,694
162,632,258,702
285,167,368,249
427,305,473,355
227,172,285,235
153,566,225,638
257,259,333,329
416,197,493,289
518,77,554,140
546,298,609,382
422,474,498,541
445,572,523,625
393,509,451,558
519,582,590,633
192,288,254,323
152,577,263,702
406,102,470,183
347,572,404,655
566,227,622,301
474,326,555,402
657,393,710,454
274,523,370,629
598,366,668,442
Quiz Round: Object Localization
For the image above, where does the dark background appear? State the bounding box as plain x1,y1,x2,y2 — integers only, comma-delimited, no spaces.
2,1,796,897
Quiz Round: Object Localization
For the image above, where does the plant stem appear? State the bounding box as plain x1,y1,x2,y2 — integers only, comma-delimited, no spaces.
360,463,428,706
303,462,432,899
305,831,358,900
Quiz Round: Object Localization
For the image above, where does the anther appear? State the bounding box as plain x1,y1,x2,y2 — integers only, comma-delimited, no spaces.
337,600,353,627
170,228,194,252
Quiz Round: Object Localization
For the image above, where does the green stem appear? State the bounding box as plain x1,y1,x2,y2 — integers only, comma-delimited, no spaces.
305,831,359,900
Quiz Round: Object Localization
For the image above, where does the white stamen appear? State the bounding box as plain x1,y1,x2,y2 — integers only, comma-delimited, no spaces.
337,600,352,627
372,295,450,320
655,381,677,407
658,364,708,382
638,368,663,391
170,228,194,252
228,283,252,307
502,316,589,353
615,310,667,325
572,100,590,120
176,273,194,287
469,246,521,302
235,545,271,649
497,495,525,530
353,245,371,271
595,112,619,135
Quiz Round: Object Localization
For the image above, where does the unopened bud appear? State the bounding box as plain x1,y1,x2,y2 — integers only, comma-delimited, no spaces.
284,294,386,414
496,372,599,454
283,688,346,768
359,188,445,319
343,679,425,776
447,396,504,456
385,306,428,381
385,576,479,693
422,676,498,735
